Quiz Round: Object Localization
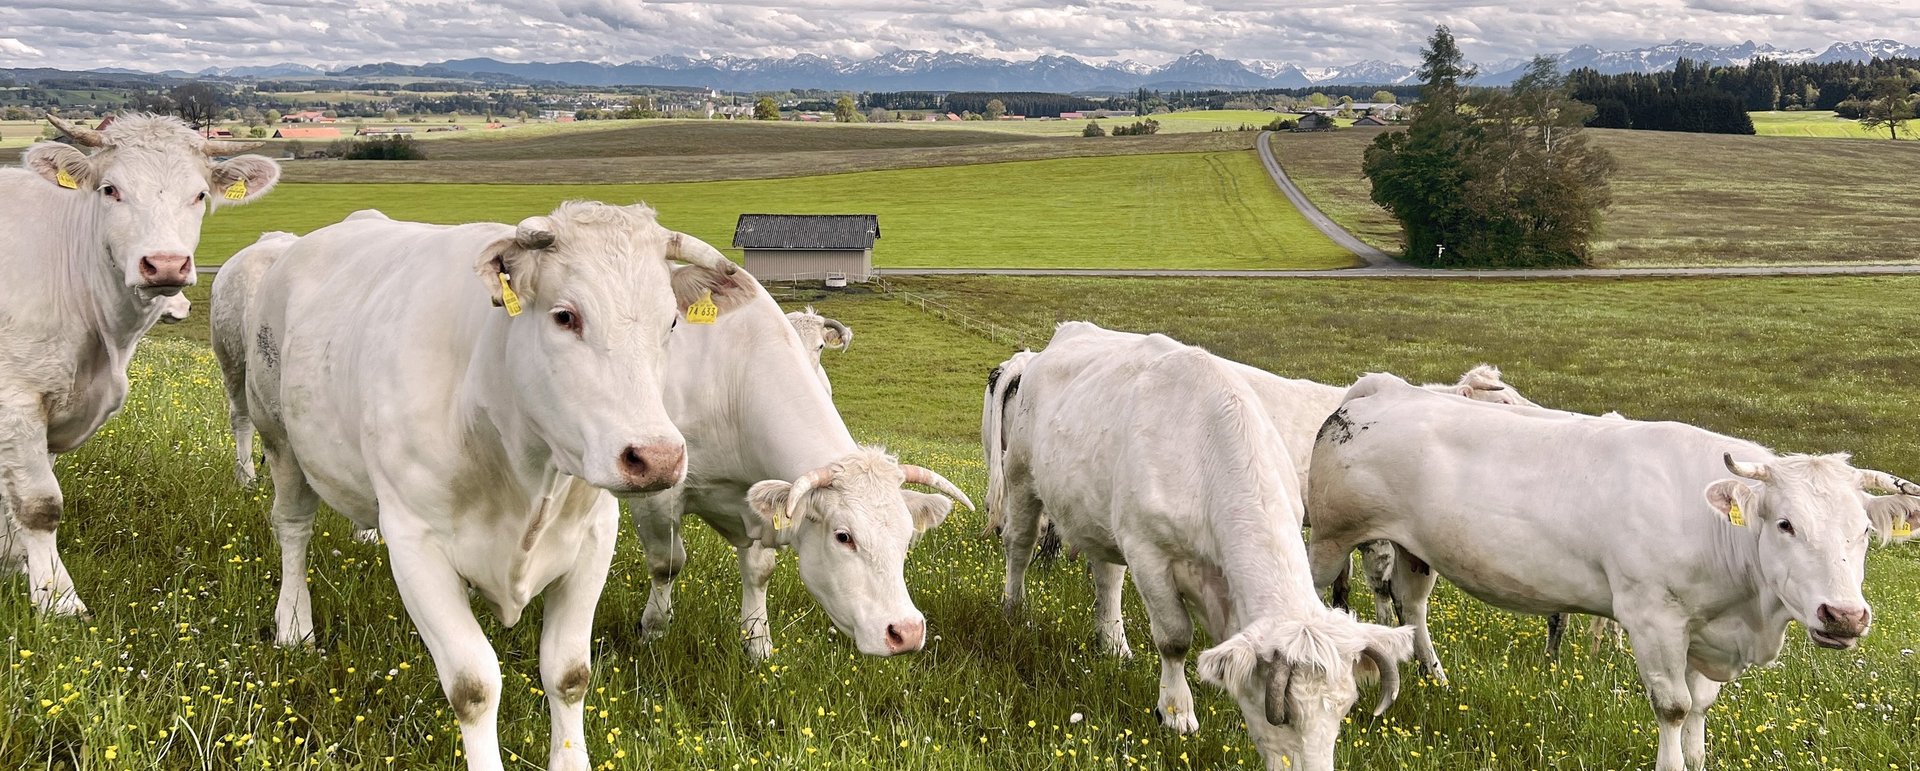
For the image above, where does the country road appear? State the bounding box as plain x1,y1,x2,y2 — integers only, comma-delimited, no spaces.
1253,130,1404,268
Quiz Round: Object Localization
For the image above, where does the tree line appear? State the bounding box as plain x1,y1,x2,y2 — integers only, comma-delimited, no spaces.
1568,55,1920,134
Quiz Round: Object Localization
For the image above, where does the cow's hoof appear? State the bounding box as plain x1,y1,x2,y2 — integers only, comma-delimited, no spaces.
743,638,772,661
1101,637,1133,660
1420,664,1449,686
38,595,88,619
1154,705,1200,735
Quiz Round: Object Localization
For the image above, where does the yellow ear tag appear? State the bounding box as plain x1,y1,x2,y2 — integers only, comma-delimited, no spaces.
223,179,247,201
56,168,78,189
498,273,523,317
1727,501,1746,527
686,290,719,325
773,510,792,530
1895,518,1913,538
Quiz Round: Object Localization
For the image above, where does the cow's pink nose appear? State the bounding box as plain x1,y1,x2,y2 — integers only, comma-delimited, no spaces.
618,442,685,492
1817,603,1871,634
139,253,194,287
884,619,926,655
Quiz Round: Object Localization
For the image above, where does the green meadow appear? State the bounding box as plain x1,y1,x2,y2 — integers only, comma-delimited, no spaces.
8,276,1920,770
200,150,1359,271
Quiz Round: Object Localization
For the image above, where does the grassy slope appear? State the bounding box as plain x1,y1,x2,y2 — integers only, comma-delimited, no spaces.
420,121,1043,161
8,277,1920,770
1749,110,1907,139
202,150,1358,271
1269,126,1920,265
277,130,1261,185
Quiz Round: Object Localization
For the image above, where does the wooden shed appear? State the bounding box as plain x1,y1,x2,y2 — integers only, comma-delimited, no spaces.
732,214,881,283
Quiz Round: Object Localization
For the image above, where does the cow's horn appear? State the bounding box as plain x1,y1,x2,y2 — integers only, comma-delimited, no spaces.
515,217,555,250
46,111,105,147
902,465,974,511
202,139,265,156
784,466,837,525
823,318,852,350
1365,646,1401,717
1724,453,1769,481
667,231,740,275
1263,662,1293,726
1860,469,1920,496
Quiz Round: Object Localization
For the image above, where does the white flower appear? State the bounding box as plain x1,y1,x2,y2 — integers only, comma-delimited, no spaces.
1069,712,1084,724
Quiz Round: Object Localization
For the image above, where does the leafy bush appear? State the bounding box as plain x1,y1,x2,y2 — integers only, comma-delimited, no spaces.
1081,121,1106,137
1264,117,1297,131
1110,119,1160,136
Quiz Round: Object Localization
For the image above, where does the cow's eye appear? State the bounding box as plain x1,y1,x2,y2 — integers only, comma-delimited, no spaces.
833,530,855,549
193,191,208,205
1776,519,1796,536
99,184,119,201
552,309,580,334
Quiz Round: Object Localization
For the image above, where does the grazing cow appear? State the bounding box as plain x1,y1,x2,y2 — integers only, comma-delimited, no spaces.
982,325,1535,622
993,324,1411,771
234,202,740,771
1305,373,1918,771
211,230,299,485
0,112,277,615
629,272,969,659
784,306,851,393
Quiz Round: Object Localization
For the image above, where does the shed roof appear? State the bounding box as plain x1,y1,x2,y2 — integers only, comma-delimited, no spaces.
733,214,880,250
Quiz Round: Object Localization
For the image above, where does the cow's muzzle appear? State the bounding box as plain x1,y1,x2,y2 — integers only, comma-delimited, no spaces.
613,441,686,494
139,253,195,289
1810,603,1870,648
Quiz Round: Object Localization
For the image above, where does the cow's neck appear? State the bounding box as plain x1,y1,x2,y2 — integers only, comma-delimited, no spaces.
55,199,164,392
461,321,564,500
703,305,860,481
1699,515,1793,655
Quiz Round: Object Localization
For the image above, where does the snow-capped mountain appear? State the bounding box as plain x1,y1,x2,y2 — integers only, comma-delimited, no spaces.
69,38,1919,93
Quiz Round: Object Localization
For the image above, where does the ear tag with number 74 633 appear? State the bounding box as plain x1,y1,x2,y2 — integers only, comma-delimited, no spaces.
686,290,718,325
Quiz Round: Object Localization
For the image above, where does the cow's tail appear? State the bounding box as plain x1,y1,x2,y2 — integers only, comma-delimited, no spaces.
982,352,1032,536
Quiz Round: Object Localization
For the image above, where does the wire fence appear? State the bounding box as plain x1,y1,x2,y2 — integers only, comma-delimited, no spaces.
755,271,1031,351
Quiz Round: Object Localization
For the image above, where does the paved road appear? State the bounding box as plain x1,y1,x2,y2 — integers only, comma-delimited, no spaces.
1254,130,1404,268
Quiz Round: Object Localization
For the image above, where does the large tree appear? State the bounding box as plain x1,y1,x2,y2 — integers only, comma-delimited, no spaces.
1858,76,1917,140
753,97,779,121
833,94,857,122
1364,36,1615,267
170,83,219,132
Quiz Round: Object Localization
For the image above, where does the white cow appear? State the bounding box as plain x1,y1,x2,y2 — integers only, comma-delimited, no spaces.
0,112,277,615
233,203,740,771
983,324,1535,631
1305,373,1918,771
993,323,1412,771
211,230,299,485
785,305,851,393
158,293,192,324
629,272,969,659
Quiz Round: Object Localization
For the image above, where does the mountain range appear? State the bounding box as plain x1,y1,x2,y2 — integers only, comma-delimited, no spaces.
73,38,1920,92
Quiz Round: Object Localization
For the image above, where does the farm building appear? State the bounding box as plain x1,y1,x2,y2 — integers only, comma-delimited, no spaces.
274,126,342,139
1294,113,1336,131
733,214,881,283
1352,115,1391,126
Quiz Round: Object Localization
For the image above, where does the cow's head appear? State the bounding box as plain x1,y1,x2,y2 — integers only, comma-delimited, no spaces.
743,447,973,656
26,112,279,296
784,306,851,394
1704,453,1910,649
1445,364,1539,407
1198,610,1414,771
476,201,745,494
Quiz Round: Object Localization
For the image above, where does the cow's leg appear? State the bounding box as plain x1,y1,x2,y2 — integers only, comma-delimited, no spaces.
1389,544,1446,685
386,529,505,771
221,377,256,487
1620,615,1691,771
998,483,1044,615
264,442,321,646
1130,553,1199,735
1329,550,1354,611
540,500,617,771
1306,529,1355,592
1090,560,1132,659
0,405,83,615
628,497,685,641
737,540,779,660
1362,540,1398,625
1681,668,1722,771
1545,613,1567,658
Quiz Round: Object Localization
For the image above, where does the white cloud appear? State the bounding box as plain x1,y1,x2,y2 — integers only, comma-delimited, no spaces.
0,0,1913,71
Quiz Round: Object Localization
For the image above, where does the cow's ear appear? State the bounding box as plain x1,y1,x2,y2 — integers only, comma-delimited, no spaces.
672,261,756,315
901,490,953,534
476,219,553,307
1703,479,1755,524
1195,633,1261,695
209,155,281,207
744,480,798,548
24,142,94,190
1866,495,1920,544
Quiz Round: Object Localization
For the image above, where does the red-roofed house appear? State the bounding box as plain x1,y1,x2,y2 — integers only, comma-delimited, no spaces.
274,126,342,139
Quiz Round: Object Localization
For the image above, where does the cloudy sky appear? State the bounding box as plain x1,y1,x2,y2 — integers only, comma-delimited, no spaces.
0,0,1913,71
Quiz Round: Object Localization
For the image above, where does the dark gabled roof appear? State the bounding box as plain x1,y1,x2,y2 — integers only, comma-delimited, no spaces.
733,214,880,250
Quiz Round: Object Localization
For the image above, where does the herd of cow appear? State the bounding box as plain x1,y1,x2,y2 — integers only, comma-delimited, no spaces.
3,112,1917,771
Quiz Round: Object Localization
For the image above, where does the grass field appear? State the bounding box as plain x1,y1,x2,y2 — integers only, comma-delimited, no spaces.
7,276,1920,770
419,121,1043,161
899,110,1336,137
1749,110,1907,140
199,149,1357,270
1269,126,1920,265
